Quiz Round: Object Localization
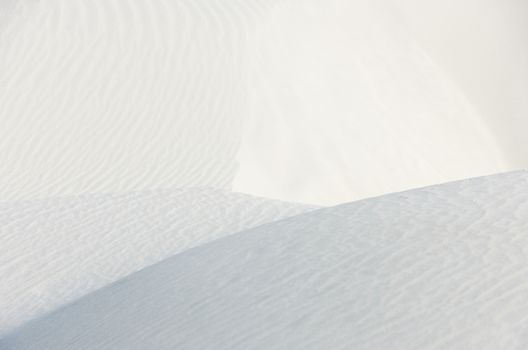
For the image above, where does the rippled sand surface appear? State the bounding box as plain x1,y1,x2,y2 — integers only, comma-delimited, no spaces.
3,171,528,349
1,1,528,348
0,188,315,334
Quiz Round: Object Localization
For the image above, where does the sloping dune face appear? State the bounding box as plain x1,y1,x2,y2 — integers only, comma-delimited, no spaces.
0,188,315,335
4,171,528,349
233,0,507,205
0,0,258,200
395,0,528,167
0,0,520,205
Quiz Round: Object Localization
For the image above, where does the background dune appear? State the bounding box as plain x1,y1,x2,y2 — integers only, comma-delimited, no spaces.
395,0,528,166
0,0,254,200
233,0,509,204
0,0,526,204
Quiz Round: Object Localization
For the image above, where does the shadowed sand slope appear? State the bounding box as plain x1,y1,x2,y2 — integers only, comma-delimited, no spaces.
4,171,528,349
0,188,316,335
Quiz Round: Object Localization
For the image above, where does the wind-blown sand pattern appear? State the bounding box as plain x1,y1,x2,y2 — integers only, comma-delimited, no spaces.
3,171,528,349
0,188,315,335
2,0,526,204
2,1,528,348
0,0,260,200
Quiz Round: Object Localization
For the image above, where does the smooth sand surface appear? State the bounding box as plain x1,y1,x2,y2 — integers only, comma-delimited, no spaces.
233,0,509,204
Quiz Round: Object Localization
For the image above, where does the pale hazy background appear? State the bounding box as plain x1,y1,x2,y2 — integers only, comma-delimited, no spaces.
396,0,528,166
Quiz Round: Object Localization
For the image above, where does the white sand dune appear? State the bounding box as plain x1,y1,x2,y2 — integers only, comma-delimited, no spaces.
1,0,527,205
0,0,257,200
233,0,508,204
394,0,528,167
0,0,18,33
3,171,528,349
0,188,315,335
1,1,528,348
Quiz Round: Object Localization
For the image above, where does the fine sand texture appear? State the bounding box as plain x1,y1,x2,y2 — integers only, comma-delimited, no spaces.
3,171,528,349
0,188,315,335
2,1,528,349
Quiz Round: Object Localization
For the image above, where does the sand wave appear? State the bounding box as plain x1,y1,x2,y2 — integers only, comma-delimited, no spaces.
4,171,528,349
0,187,315,334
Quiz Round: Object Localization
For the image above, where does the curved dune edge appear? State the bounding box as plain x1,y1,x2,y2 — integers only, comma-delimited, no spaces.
0,188,316,335
233,0,508,205
3,170,528,349
2,0,527,205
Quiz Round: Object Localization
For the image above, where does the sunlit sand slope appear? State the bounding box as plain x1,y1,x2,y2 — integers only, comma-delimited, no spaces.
1,0,522,205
